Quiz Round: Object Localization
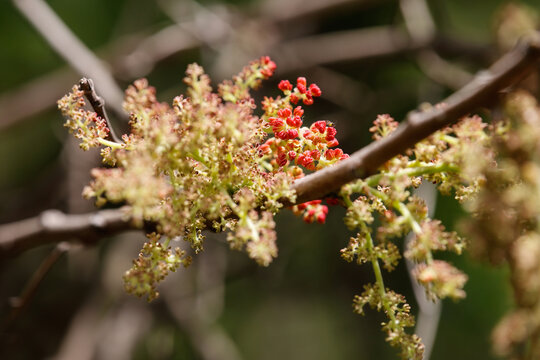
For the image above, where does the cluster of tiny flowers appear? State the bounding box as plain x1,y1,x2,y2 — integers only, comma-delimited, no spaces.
60,56,510,360
58,87,112,151
123,233,192,301
58,57,348,300
259,77,349,224
464,90,540,358
291,200,329,224
339,112,496,359
353,283,424,359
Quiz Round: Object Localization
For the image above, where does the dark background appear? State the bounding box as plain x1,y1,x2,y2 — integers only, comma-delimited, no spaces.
1,0,536,359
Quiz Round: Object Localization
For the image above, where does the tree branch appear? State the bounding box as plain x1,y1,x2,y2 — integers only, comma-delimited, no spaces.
0,209,131,258
291,33,540,204
78,78,121,143
12,0,126,118
2,243,69,331
1,34,540,258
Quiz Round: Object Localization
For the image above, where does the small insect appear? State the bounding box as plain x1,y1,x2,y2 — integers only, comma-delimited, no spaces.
325,120,335,127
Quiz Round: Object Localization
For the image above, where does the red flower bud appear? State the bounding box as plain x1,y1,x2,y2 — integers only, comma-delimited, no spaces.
288,151,297,160
293,106,304,117
311,121,327,134
260,56,276,78
277,152,288,166
290,94,299,104
309,84,322,97
258,144,271,155
325,127,337,139
277,108,291,118
276,130,288,139
303,94,314,105
278,80,293,91
327,139,339,147
287,129,298,139
286,115,302,128
302,128,314,140
297,203,308,210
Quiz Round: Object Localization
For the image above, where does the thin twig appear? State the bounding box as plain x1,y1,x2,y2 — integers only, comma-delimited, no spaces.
400,0,472,90
257,0,373,23
273,26,417,73
12,0,126,119
78,78,121,143
1,243,70,331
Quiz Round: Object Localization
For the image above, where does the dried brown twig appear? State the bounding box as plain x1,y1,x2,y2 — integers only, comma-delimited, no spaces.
1,33,539,258
1,243,70,331
78,78,121,143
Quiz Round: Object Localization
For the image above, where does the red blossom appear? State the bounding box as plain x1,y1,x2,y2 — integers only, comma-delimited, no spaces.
260,56,276,78
309,84,322,97
277,108,291,118
277,152,288,166
310,149,321,160
287,129,298,139
278,80,293,91
288,151,297,160
311,121,327,133
303,95,314,105
327,139,339,147
259,144,271,155
293,200,329,224
325,127,337,141
286,115,302,128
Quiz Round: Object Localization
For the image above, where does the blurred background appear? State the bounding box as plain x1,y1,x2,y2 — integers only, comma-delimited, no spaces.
0,0,538,359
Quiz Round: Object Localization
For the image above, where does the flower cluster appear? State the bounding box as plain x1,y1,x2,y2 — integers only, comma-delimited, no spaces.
123,233,192,301
259,76,348,223
463,90,540,358
60,57,507,359
339,112,496,359
58,88,113,151
353,283,424,360
58,57,348,300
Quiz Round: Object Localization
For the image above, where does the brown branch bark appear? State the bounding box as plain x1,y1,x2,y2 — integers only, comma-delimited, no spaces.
78,78,121,143
1,34,539,258
291,33,540,204
0,209,131,258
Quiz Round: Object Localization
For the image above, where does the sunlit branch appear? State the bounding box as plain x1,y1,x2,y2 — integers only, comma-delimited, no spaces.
290,33,540,204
